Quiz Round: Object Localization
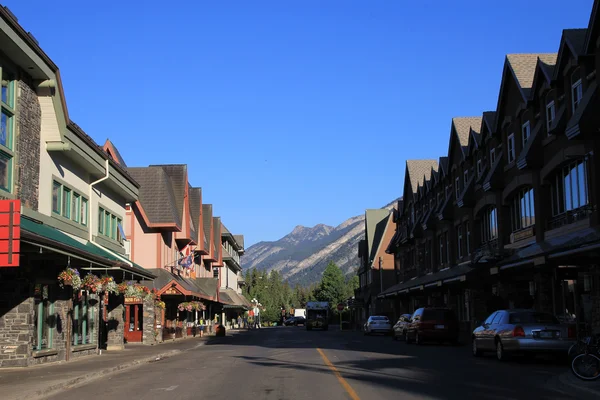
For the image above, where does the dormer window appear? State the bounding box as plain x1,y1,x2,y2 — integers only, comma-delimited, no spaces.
490,148,496,165
507,134,515,163
571,70,582,113
521,121,530,148
546,100,555,134
477,159,482,177
455,177,460,198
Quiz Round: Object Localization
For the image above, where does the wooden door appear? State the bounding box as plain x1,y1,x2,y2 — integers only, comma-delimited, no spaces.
124,304,143,342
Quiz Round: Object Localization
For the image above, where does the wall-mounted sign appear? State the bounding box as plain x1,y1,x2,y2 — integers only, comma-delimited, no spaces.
164,286,183,295
125,297,143,304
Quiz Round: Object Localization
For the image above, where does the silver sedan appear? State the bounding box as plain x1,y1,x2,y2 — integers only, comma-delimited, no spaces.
364,316,392,335
472,309,576,361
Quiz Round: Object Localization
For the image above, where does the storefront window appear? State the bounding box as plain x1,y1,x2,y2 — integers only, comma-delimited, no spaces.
73,292,96,345
33,284,54,351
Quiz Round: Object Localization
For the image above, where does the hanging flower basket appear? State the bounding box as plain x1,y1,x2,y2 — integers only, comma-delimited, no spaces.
97,275,119,295
58,268,82,290
177,301,206,312
155,300,166,309
82,273,100,293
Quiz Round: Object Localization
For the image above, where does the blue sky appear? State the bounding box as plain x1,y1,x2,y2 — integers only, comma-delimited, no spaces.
5,0,594,247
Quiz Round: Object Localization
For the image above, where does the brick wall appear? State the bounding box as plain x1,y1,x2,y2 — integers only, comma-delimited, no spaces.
15,80,41,210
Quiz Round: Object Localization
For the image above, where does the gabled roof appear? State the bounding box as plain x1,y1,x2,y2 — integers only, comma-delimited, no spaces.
202,204,213,255
233,235,245,250
365,209,390,264
103,139,127,167
152,164,187,224
584,0,600,54
530,55,558,102
449,117,482,162
406,160,439,194
438,157,449,178
189,186,202,245
553,29,588,81
495,54,556,132
128,167,182,228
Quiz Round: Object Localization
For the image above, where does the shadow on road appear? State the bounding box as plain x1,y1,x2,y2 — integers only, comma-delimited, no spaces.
204,327,576,400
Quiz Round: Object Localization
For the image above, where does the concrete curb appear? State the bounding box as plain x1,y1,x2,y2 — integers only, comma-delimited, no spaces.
557,371,600,399
24,349,183,400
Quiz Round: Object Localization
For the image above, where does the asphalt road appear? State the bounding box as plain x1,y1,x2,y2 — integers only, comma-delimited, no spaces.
48,326,591,400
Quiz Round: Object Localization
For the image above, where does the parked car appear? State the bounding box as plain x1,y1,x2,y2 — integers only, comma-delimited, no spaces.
364,316,392,335
471,309,576,361
405,307,459,345
393,314,412,341
284,316,305,326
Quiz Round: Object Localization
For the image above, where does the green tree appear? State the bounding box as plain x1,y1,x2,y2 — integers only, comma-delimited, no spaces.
315,261,347,306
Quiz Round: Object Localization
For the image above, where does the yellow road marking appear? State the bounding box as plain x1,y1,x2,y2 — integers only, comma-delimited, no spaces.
317,348,361,400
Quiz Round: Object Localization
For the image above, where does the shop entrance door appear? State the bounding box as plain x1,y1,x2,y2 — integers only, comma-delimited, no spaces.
124,303,143,342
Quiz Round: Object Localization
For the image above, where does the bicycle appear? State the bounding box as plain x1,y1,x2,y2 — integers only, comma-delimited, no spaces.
570,334,600,381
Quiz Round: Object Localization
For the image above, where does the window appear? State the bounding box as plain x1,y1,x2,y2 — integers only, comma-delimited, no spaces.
507,134,515,163
81,198,88,226
117,219,123,242
551,159,589,216
476,159,482,177
98,207,123,241
213,267,219,278
465,222,471,255
510,187,535,232
571,70,583,113
521,121,530,148
438,234,445,265
490,148,496,165
0,66,14,193
481,207,498,243
62,188,71,219
73,292,96,345
455,177,460,198
52,181,62,214
463,170,469,186
546,101,555,133
33,284,54,351
456,225,463,259
52,181,88,225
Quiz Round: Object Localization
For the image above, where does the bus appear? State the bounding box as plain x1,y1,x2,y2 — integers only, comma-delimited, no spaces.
306,301,329,331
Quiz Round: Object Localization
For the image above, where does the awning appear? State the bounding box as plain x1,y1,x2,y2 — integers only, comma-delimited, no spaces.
192,277,218,301
219,288,249,310
141,268,205,298
378,264,474,298
497,226,600,269
21,217,155,279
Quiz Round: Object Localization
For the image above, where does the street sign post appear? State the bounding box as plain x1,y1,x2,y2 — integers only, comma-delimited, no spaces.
337,303,344,330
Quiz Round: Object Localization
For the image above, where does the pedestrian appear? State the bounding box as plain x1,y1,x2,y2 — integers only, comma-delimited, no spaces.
199,319,204,338
237,315,242,329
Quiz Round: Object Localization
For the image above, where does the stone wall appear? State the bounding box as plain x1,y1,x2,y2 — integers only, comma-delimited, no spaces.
106,301,124,351
142,298,160,345
0,272,33,367
15,80,40,210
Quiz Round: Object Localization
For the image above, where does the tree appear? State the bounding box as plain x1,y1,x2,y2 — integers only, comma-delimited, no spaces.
315,261,347,306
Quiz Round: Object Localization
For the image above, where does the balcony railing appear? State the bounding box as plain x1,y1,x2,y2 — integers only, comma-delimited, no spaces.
547,205,594,231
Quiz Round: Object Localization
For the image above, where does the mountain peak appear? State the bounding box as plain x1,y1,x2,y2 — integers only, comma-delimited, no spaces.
291,225,306,234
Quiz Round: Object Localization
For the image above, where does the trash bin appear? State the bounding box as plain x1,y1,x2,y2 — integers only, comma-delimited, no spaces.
216,324,226,337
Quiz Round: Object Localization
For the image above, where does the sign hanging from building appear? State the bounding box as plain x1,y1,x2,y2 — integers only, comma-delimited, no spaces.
0,200,20,267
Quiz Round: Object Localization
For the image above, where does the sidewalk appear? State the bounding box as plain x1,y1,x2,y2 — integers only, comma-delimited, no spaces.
0,330,245,400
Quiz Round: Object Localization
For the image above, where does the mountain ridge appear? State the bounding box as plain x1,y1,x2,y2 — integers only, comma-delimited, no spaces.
242,198,399,286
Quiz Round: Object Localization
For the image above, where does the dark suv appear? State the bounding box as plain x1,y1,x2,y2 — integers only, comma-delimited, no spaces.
405,307,459,345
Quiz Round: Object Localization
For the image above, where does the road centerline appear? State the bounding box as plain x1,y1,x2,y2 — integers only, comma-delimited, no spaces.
317,348,361,400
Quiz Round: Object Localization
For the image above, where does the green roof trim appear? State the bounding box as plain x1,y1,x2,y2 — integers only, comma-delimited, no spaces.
21,217,154,279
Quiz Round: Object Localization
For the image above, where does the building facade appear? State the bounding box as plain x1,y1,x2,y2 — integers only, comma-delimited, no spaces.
381,2,600,339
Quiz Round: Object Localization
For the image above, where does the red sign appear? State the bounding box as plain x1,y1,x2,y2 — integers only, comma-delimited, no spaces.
337,303,345,311
0,200,20,267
